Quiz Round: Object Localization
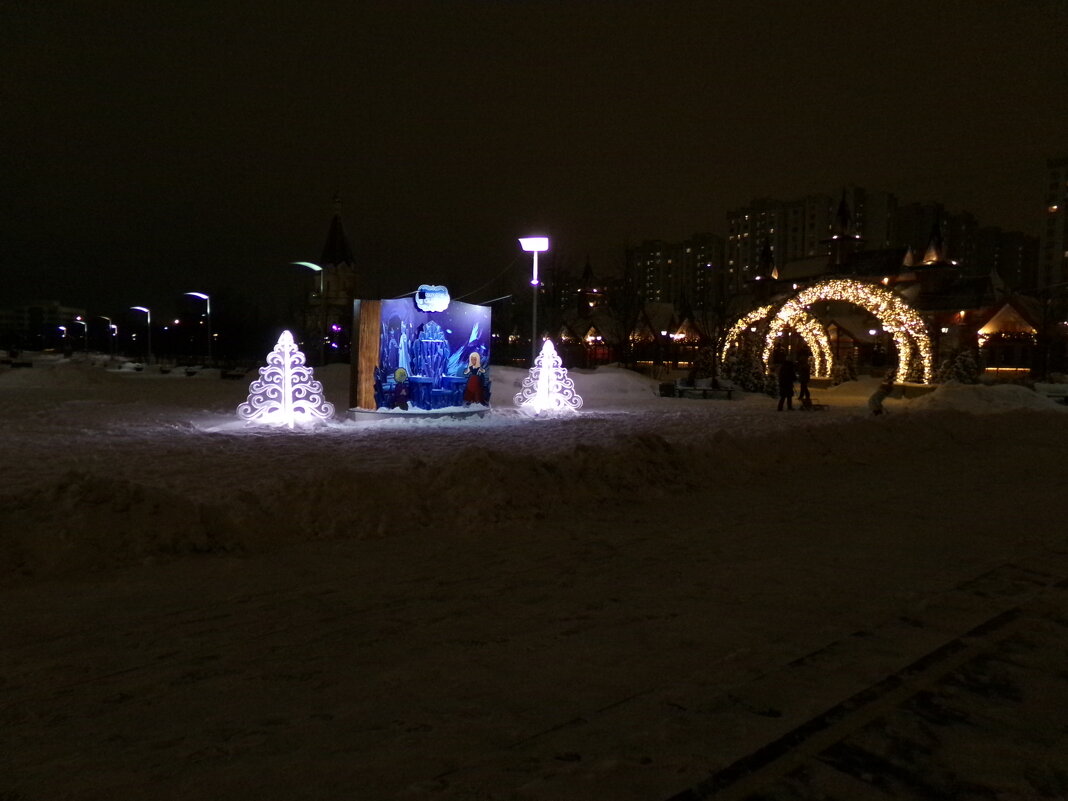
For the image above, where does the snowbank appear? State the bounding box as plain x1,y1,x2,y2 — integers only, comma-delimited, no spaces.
4,355,1068,801
903,381,1067,414
1,358,1065,582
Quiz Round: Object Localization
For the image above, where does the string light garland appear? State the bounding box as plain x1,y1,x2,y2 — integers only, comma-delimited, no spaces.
762,312,832,377
723,279,934,384
722,305,774,363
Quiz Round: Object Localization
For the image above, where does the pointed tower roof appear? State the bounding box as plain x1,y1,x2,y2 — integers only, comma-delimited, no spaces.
834,189,853,237
580,255,596,287
922,218,944,264
902,247,915,268
757,239,775,278
320,194,355,267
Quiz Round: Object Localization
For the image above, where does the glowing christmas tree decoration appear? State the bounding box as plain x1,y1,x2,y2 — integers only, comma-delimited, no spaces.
514,339,583,415
237,330,335,428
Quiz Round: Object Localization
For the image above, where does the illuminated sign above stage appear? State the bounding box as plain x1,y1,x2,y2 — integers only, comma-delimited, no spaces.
415,285,450,312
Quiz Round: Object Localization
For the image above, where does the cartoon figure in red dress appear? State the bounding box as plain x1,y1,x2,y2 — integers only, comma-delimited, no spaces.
463,352,487,405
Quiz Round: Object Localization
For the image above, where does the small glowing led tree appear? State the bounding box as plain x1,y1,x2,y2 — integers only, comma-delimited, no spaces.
514,339,583,416
237,330,335,428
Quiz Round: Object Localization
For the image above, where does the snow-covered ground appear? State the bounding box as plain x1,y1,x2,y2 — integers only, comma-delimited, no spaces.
1,355,1067,800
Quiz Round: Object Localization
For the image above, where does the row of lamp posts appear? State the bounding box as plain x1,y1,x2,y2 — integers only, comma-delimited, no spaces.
125,238,548,368
127,291,211,365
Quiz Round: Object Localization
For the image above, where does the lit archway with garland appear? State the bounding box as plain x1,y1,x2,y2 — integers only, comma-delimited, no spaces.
721,305,774,362
722,303,832,379
723,279,933,384
762,313,833,379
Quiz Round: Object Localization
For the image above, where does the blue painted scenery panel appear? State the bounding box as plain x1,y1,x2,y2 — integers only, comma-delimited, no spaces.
373,297,491,410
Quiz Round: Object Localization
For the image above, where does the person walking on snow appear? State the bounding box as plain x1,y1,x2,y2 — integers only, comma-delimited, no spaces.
777,359,796,411
868,379,893,415
797,353,812,408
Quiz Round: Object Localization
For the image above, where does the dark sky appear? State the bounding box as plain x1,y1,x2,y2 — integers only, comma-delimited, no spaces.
4,0,1068,316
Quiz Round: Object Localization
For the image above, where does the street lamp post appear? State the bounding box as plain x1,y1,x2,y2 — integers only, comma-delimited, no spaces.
73,316,88,353
293,262,326,366
99,316,116,357
130,306,152,364
185,292,212,364
519,237,549,364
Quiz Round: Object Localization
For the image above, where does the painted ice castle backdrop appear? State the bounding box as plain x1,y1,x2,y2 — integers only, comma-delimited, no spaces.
373,297,492,410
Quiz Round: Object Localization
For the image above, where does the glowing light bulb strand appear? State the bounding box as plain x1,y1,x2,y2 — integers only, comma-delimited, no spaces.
723,279,934,385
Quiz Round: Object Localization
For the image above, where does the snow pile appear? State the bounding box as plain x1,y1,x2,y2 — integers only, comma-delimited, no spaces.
1,471,248,577
2,356,1065,582
0,359,125,388
492,364,659,407
904,381,1066,414
5,354,1068,801
1034,381,1068,398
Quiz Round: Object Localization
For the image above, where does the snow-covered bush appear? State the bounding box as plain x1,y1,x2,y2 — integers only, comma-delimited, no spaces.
723,336,766,393
935,348,981,384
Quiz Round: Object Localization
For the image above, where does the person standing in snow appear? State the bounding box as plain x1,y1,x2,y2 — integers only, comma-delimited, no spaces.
797,353,812,408
868,379,893,415
776,359,796,411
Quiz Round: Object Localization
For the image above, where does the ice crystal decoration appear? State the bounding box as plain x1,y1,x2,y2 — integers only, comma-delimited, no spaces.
514,339,583,416
237,330,334,428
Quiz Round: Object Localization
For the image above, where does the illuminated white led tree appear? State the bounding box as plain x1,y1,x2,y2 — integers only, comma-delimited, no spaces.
237,330,335,428
514,339,583,415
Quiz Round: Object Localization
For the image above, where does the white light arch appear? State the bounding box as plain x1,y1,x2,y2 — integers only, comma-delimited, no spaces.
721,305,774,363
722,304,832,378
722,279,933,384
775,279,932,383
762,314,832,378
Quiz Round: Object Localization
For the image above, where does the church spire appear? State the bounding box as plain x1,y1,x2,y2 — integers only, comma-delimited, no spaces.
824,189,864,269
922,218,944,264
758,239,775,279
580,254,596,287
320,194,355,267
834,189,853,237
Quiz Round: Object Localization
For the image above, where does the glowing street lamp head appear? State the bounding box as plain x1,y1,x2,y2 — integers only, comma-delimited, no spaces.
519,237,549,286
131,306,150,314
185,291,209,300
518,237,549,253
292,261,323,272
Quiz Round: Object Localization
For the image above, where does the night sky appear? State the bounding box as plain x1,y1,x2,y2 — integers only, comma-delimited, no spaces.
5,0,1068,316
